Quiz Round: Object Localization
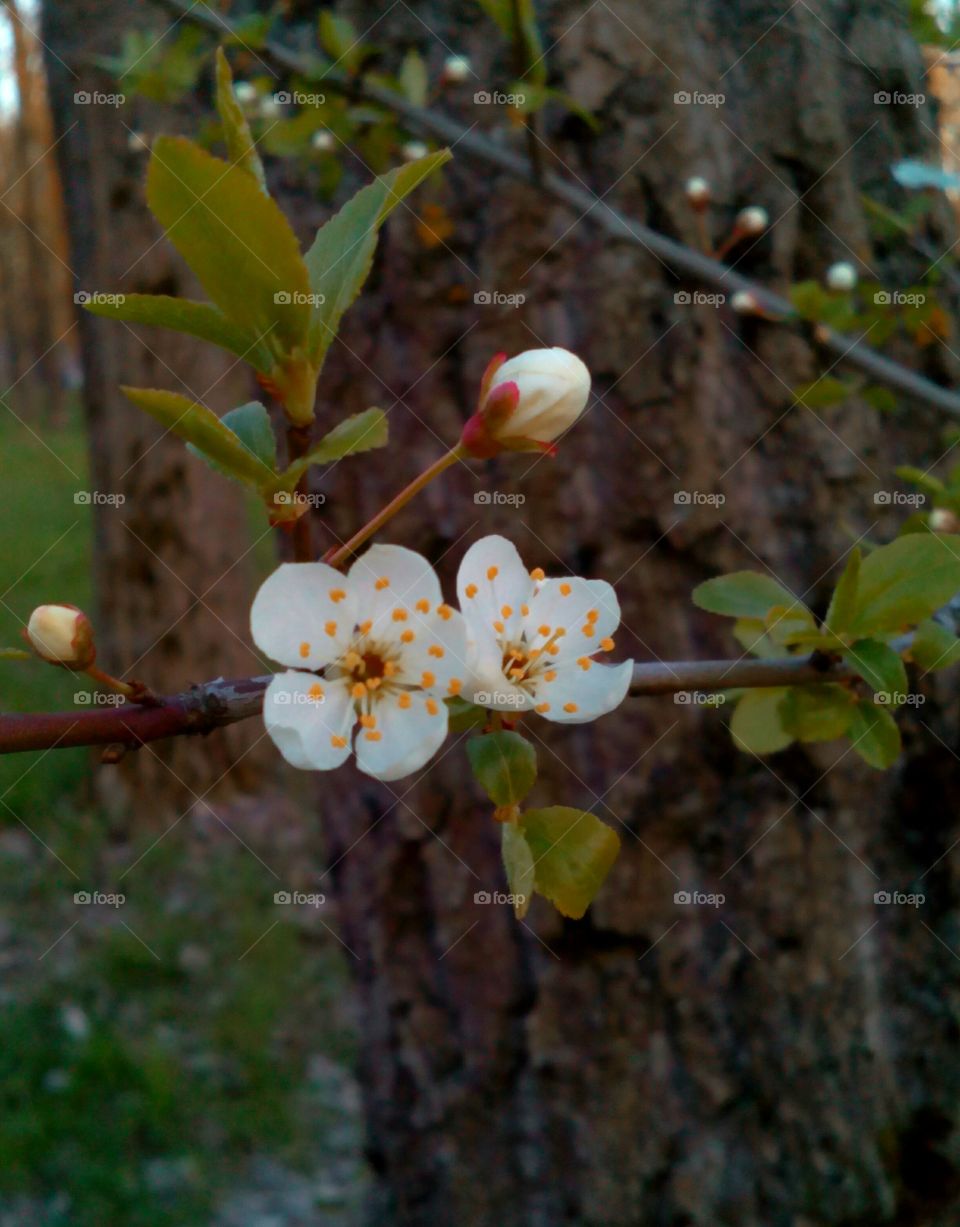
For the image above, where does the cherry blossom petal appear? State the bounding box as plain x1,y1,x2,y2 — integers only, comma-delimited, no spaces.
348,544,444,645
263,672,355,769
457,535,534,644
354,691,449,781
251,562,358,670
524,577,620,663
397,607,471,697
533,659,633,723
462,621,536,711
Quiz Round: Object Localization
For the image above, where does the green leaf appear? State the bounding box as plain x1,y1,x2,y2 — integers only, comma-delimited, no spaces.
275,408,387,490
147,136,312,357
501,824,535,919
693,571,808,621
911,618,960,673
789,279,830,321
522,807,620,919
824,548,861,640
83,294,273,374
729,688,794,755
793,377,852,409
120,387,272,486
732,617,790,659
215,47,267,191
863,386,898,415
220,402,276,469
780,685,855,743
467,731,537,806
847,533,960,637
842,639,908,705
319,11,364,72
399,49,429,106
763,602,818,646
895,465,946,502
848,700,901,769
475,0,547,86
303,151,451,367
445,696,488,732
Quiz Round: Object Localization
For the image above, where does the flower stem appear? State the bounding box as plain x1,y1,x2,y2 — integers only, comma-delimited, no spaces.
324,445,465,569
286,424,314,563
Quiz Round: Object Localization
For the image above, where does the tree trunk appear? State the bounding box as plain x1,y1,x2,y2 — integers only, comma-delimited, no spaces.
42,2,270,813
304,2,960,1223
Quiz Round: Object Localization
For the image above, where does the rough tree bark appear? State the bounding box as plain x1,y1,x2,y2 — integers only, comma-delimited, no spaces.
42,0,270,813
294,2,960,1224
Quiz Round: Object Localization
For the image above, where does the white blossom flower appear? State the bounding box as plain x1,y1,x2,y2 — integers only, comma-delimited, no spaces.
685,176,710,205
736,205,768,234
826,261,857,291
461,347,591,458
402,141,430,162
251,545,468,780
456,536,633,723
26,604,95,669
442,55,472,83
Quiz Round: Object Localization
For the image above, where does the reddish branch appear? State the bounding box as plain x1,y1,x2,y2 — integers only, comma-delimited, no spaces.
0,652,861,755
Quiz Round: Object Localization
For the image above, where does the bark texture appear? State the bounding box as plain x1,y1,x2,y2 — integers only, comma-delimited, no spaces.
42,0,270,813
294,3,960,1224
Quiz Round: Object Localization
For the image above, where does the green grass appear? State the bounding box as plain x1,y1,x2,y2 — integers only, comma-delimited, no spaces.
0,400,363,1224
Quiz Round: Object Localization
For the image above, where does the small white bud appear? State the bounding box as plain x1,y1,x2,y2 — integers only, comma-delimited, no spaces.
443,55,471,83
826,261,857,291
26,604,96,669
402,140,430,162
730,289,761,315
127,131,148,153
233,81,257,106
930,508,960,534
259,95,282,120
311,129,335,152
685,176,710,205
736,206,768,235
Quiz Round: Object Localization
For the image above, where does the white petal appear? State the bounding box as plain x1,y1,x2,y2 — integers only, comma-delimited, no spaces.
524,577,620,663
534,658,633,723
251,563,358,670
457,535,535,643
347,544,443,645
354,692,449,781
396,608,471,697
462,622,535,712
263,672,355,769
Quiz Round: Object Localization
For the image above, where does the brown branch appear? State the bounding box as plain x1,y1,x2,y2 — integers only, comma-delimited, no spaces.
157,0,960,423
0,651,869,755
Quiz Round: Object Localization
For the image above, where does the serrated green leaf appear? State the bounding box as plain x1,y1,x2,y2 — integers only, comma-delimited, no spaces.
729,688,794,755
121,387,272,486
501,824,534,919
275,408,387,490
467,731,537,806
215,47,267,191
824,548,861,638
147,136,311,357
848,700,901,769
220,402,276,469
522,806,619,919
793,376,852,409
842,638,908,705
83,294,273,374
303,151,450,366
847,533,960,637
780,685,855,743
693,571,808,621
911,618,960,672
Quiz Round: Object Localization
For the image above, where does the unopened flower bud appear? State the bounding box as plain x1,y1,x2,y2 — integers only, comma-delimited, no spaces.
930,507,960,534
402,141,429,162
259,95,282,120
731,289,761,315
685,176,711,206
736,206,768,235
127,131,148,153
826,261,857,291
233,81,257,107
311,129,334,152
442,55,471,83
461,347,591,459
25,604,96,670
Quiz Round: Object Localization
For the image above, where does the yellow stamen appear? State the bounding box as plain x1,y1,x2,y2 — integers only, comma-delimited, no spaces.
392,608,408,622
544,670,557,682
366,677,381,690
536,702,550,713
538,624,551,637
586,609,599,623
415,599,430,613
365,731,382,741
325,621,337,636
437,604,453,620
375,577,390,590
487,565,498,580
493,620,505,634
359,620,372,635
299,641,311,659
384,661,398,677
501,604,513,618
344,651,362,670
359,713,376,729
401,629,415,643
448,678,462,695
329,589,346,603
600,637,615,651
426,698,439,716
428,644,445,658
398,693,412,709
577,657,592,670
308,683,324,700
560,582,572,596
530,567,545,581
563,702,578,713
520,604,530,616
582,624,595,637
351,683,366,700
421,671,435,688
465,583,478,599
331,735,347,749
